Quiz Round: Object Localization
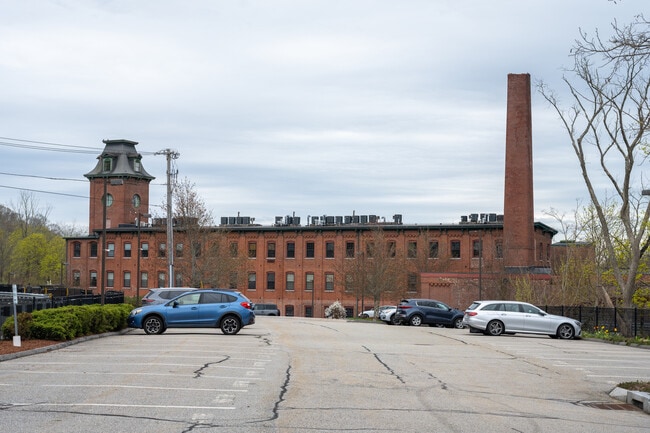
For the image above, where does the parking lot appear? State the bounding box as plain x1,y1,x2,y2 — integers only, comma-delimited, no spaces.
1,317,649,432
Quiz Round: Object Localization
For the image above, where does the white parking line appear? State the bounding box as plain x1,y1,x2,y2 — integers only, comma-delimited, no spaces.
23,403,236,410
43,384,248,392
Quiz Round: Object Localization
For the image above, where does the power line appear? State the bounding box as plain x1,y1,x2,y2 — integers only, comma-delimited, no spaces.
0,184,88,199
0,136,158,155
0,171,87,182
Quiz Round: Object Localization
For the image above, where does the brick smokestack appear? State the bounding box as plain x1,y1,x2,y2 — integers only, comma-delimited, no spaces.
503,73,535,270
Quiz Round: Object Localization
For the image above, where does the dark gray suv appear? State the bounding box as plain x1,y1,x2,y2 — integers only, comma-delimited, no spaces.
394,299,464,328
141,288,198,305
252,303,280,316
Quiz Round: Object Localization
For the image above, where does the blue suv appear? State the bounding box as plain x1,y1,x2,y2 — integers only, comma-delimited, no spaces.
394,299,465,328
128,289,255,335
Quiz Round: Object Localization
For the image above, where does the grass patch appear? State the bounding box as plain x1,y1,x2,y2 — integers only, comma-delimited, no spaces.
618,381,650,393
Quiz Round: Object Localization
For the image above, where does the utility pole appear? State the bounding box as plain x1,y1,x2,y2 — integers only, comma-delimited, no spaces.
155,148,179,287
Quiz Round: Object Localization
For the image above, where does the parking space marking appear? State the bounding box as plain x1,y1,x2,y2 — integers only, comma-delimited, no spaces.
42,384,248,392
27,403,236,410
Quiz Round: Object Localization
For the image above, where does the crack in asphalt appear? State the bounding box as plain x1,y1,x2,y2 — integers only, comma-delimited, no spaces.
193,356,230,379
362,345,405,384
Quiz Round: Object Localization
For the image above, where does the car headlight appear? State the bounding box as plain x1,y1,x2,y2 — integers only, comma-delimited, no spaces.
130,308,143,316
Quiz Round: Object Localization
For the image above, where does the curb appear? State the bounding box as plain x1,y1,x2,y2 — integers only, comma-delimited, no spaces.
610,387,650,414
0,329,133,362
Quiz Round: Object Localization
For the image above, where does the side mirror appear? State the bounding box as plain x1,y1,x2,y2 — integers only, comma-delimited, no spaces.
172,301,180,308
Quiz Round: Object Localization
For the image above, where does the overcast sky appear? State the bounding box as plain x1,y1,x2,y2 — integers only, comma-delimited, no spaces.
0,0,645,237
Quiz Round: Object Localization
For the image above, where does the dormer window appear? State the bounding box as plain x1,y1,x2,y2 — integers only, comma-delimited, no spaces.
134,159,141,172
103,157,113,172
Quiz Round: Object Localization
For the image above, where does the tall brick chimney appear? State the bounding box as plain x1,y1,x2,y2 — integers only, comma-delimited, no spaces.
503,73,535,270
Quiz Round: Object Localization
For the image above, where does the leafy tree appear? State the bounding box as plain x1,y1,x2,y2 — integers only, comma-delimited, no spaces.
539,16,650,314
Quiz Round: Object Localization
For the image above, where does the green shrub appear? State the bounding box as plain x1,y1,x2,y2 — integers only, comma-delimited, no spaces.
2,304,133,341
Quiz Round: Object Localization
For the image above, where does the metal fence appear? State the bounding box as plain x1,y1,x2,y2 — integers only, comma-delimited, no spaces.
544,305,650,338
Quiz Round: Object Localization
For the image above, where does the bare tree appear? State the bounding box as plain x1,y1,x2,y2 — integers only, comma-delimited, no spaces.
340,229,408,317
10,191,51,238
172,177,247,288
539,18,650,313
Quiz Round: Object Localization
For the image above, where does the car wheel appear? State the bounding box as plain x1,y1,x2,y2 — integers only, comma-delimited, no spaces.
390,314,400,325
485,320,504,336
452,317,464,329
557,323,575,340
143,316,164,335
360,313,369,319
409,315,423,326
221,315,242,335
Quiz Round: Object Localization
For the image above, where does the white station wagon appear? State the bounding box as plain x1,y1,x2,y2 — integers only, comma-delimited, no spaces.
463,300,581,340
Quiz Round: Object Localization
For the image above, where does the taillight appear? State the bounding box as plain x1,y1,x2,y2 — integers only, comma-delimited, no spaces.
398,305,412,310
466,311,477,316
241,301,252,309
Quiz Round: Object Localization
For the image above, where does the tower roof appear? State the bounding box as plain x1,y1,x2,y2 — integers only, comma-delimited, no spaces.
84,139,155,180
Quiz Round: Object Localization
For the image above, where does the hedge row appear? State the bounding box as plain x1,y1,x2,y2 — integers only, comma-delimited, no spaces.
1,304,133,341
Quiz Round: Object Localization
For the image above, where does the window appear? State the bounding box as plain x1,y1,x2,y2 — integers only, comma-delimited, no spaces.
248,242,257,258
286,273,295,291
132,194,141,208
472,239,482,258
102,193,113,207
305,273,314,291
267,242,276,258
285,305,294,316
158,272,166,287
267,272,275,290
366,242,375,258
102,157,112,172
159,243,166,258
248,273,256,290
73,271,80,286
346,241,355,258
325,241,334,258
107,243,115,258
141,242,149,258
428,241,439,259
408,241,417,258
325,273,334,292
90,242,98,258
306,242,315,258
123,271,131,287
451,240,461,258
73,242,81,258
175,272,183,286
407,273,418,292
90,271,97,287
230,242,238,257
176,243,184,258
124,243,132,258
286,242,295,258
134,159,141,172
387,241,396,258
193,242,201,258
345,274,353,292
107,271,114,287
140,272,148,288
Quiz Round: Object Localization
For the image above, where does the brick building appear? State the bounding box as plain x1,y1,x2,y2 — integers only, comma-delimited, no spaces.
65,73,558,316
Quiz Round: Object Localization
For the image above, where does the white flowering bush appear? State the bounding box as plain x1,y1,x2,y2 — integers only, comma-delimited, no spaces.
325,301,347,319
